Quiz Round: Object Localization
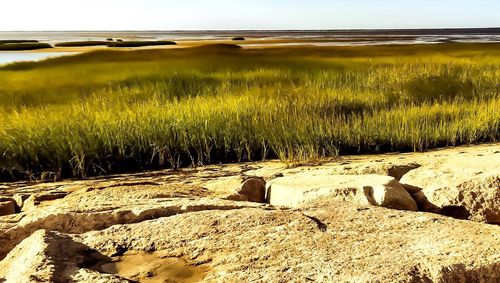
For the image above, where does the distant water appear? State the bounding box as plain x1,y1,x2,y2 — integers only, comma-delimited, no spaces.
0,52,73,66
1,28,499,44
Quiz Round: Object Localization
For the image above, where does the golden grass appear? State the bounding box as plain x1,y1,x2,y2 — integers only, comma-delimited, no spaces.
0,43,498,180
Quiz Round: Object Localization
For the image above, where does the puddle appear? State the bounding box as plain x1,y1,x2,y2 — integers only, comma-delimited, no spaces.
94,251,209,283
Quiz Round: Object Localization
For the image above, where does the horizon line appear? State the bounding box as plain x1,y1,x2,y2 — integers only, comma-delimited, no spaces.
1,27,500,33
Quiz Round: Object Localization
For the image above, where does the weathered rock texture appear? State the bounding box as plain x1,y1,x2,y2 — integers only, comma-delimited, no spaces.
268,173,418,211
0,143,499,282
400,152,500,224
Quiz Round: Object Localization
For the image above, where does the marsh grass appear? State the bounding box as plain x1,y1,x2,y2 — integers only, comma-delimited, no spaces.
106,41,177,47
0,43,498,181
0,42,52,51
0,40,39,44
54,41,109,47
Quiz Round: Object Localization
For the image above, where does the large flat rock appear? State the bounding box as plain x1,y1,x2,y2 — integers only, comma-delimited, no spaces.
268,172,418,211
0,182,266,260
400,147,500,224
1,200,499,282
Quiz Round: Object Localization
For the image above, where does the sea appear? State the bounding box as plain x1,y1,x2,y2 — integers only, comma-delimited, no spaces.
0,28,499,65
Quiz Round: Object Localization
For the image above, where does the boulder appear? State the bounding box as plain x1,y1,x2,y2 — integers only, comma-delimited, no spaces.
0,229,124,283
268,172,417,211
363,178,418,211
203,176,266,203
400,151,500,223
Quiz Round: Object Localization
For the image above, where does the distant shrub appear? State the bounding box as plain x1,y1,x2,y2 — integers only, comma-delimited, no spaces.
0,40,39,44
107,38,114,41
0,42,52,51
55,41,109,47
116,39,123,42
107,41,177,48
232,37,245,41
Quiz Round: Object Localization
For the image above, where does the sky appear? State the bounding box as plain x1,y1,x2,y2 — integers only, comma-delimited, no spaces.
1,0,499,31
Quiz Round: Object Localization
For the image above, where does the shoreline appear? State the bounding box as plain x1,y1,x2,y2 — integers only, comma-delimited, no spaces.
2,38,500,54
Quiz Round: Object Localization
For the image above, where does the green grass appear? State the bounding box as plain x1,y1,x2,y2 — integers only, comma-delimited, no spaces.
0,43,499,181
0,43,52,51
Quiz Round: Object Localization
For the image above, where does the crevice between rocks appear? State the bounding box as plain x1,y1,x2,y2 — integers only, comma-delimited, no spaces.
403,184,477,223
302,213,327,232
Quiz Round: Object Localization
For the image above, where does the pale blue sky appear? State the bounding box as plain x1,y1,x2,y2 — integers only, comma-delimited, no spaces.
1,0,499,31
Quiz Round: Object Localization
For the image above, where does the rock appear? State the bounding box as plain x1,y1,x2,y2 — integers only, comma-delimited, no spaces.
1,143,499,282
363,178,418,211
223,193,248,201
0,229,126,283
0,184,265,260
332,162,421,180
2,201,499,282
0,197,16,216
400,150,500,223
12,193,30,209
236,177,266,203
203,176,244,195
21,191,68,212
268,173,417,211
203,176,266,203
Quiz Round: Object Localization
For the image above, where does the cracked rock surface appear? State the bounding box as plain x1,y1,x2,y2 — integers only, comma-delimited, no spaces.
0,143,499,282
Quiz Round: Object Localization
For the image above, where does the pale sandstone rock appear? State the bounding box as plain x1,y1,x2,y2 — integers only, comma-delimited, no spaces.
268,173,417,211
202,175,244,195
332,162,421,180
21,191,68,212
1,201,499,282
203,175,267,203
400,152,500,224
0,183,266,260
0,229,127,283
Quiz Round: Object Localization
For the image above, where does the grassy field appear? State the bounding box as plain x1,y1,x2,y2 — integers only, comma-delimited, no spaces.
0,43,499,181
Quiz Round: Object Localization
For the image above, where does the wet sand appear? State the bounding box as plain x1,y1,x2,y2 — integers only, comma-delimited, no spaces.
94,251,209,283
